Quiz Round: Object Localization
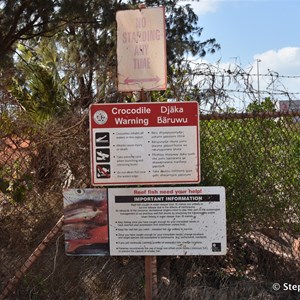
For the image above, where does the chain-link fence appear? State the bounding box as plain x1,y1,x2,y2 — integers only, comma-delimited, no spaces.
1,109,300,300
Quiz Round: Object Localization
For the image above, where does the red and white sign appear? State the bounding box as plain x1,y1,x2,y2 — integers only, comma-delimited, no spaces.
89,102,200,186
116,7,167,92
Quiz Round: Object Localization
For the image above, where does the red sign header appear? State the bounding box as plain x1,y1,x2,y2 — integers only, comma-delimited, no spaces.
90,102,199,129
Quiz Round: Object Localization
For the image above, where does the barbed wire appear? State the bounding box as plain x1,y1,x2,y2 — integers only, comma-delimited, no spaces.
166,60,300,112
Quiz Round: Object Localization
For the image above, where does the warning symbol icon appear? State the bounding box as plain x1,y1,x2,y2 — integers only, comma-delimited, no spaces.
95,132,110,147
96,149,110,163
212,243,221,252
96,165,111,179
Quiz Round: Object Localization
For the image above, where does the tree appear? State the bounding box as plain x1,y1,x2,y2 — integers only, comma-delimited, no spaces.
164,2,219,71
1,0,222,203
3,0,220,109
9,40,68,121
0,0,59,68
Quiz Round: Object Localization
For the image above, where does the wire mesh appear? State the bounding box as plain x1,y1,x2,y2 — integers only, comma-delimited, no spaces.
0,109,299,300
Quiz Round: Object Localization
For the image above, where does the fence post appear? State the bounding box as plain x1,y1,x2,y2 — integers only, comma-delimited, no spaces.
0,216,64,300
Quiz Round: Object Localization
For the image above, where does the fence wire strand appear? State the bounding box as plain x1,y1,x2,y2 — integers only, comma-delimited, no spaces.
0,109,300,300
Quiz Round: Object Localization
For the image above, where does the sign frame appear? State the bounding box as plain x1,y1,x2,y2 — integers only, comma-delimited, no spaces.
89,102,200,186
108,186,226,256
62,187,227,256
116,6,167,92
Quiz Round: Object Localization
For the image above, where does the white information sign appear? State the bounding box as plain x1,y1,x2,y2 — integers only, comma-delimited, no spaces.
108,186,226,256
116,7,167,92
89,102,200,186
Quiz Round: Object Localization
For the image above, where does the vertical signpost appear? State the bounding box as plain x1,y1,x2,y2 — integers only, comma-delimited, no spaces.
116,7,167,299
86,5,225,300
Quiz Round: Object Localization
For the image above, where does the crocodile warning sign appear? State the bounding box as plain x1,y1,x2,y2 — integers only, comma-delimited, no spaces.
89,102,200,186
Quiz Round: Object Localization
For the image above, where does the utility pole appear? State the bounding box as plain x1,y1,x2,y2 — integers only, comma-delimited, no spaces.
257,59,261,103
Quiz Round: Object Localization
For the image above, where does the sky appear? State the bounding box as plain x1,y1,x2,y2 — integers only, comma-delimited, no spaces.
181,0,300,103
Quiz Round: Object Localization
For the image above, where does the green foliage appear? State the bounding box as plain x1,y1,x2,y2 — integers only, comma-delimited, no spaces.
0,178,10,194
9,41,68,122
165,2,220,65
10,181,28,203
0,165,33,204
1,0,221,109
201,100,300,233
0,0,57,65
246,97,276,112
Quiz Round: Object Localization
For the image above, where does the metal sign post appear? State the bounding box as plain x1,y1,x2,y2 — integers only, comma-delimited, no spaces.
140,89,157,300
117,6,166,296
